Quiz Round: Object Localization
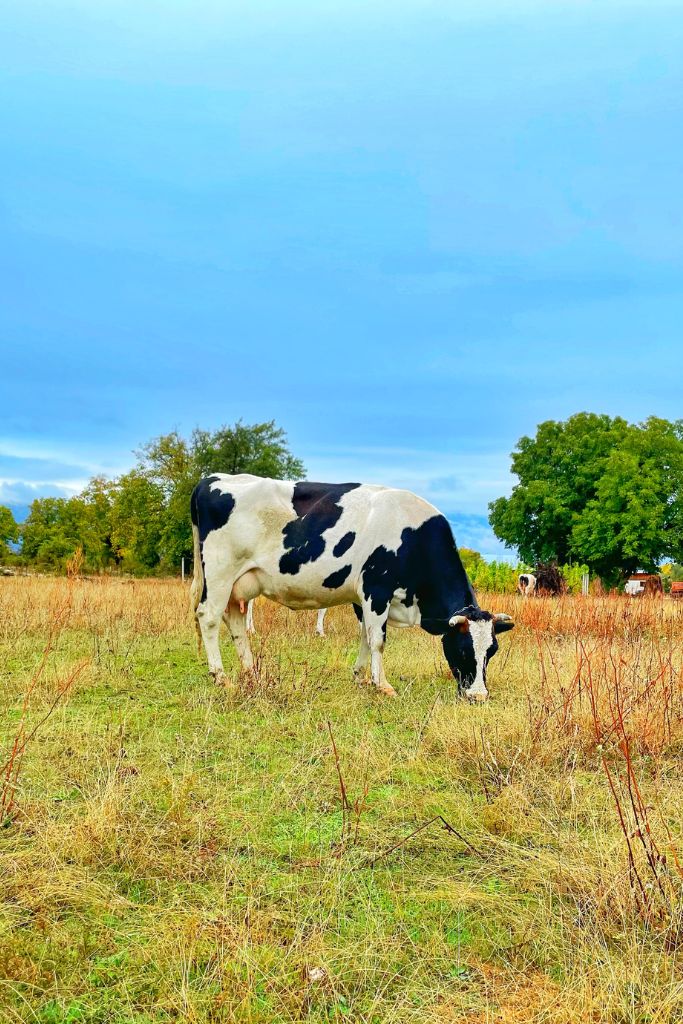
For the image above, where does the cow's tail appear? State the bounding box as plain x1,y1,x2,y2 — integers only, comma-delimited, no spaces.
190,488,204,658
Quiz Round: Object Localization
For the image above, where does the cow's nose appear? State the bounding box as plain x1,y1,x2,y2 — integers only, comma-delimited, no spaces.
465,688,488,703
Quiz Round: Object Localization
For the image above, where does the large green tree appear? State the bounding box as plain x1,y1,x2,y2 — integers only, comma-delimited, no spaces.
0,505,19,560
135,420,305,568
489,414,683,585
191,421,305,480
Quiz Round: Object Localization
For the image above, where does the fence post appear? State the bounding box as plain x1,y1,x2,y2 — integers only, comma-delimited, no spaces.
181,556,185,583
582,572,589,596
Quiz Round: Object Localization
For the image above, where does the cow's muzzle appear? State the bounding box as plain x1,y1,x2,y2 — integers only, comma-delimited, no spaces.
465,686,489,703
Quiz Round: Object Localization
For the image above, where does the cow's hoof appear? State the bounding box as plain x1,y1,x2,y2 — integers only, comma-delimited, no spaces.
465,690,488,703
212,670,234,690
375,682,398,698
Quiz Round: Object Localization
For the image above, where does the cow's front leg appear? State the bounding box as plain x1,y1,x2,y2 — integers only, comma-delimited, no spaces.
353,617,370,681
362,605,396,697
224,599,256,676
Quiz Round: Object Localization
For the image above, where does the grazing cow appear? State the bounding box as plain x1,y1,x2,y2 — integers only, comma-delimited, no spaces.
190,474,514,700
518,573,536,597
244,600,328,636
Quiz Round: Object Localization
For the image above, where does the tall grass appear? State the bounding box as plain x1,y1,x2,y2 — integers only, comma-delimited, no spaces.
1,579,682,1022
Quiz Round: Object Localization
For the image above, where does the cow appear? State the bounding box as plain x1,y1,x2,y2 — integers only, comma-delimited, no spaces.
245,600,328,636
518,573,536,597
190,474,514,700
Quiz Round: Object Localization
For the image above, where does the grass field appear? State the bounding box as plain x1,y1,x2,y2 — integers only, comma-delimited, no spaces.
2,577,683,1023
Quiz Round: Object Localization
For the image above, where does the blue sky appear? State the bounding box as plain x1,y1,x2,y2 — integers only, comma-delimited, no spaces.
2,1,683,558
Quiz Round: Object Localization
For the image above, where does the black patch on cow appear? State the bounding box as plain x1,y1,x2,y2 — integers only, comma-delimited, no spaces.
352,603,363,623
192,476,235,541
279,482,360,575
360,514,477,634
361,545,402,617
191,476,236,602
322,565,352,589
333,531,355,558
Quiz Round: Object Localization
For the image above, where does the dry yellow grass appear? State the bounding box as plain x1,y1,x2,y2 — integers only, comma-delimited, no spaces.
1,577,683,1023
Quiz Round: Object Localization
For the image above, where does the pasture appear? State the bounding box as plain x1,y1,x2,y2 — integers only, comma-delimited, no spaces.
1,577,683,1023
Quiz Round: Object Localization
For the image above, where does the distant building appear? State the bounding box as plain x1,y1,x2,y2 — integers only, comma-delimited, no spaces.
624,572,663,597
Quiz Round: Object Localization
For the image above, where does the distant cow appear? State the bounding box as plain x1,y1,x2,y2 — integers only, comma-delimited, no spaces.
519,565,565,597
518,573,536,597
191,474,514,700
245,600,328,636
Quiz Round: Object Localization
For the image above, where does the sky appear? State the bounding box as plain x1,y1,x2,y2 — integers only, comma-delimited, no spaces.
2,0,683,559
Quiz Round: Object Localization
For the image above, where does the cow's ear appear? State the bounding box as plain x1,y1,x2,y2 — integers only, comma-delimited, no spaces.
493,614,514,634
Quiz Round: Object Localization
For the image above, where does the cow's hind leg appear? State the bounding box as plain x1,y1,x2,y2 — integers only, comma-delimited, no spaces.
224,599,256,676
361,602,396,697
196,575,233,686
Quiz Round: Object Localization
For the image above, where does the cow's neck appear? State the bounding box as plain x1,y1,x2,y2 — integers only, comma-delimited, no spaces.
411,517,479,634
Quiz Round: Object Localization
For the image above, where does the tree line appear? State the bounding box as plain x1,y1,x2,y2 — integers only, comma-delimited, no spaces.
2,413,683,585
0,422,304,574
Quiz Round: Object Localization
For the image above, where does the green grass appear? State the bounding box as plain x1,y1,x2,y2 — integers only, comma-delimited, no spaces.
2,579,683,1023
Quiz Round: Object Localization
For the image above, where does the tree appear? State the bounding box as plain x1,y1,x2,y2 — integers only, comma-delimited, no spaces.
191,420,305,480
21,493,115,571
80,477,117,567
21,498,71,565
109,471,165,572
137,420,305,568
135,431,193,499
489,414,683,585
0,505,19,560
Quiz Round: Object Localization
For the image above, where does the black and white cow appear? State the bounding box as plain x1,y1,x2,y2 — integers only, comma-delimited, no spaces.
190,474,514,700
518,573,536,597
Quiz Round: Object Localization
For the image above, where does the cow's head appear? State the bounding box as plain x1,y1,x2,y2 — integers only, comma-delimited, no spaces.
441,605,514,702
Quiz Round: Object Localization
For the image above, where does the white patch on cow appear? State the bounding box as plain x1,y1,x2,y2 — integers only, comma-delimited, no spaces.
387,588,421,627
465,619,495,701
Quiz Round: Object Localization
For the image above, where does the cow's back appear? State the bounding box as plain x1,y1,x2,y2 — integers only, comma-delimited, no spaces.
191,473,295,555
192,474,452,609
